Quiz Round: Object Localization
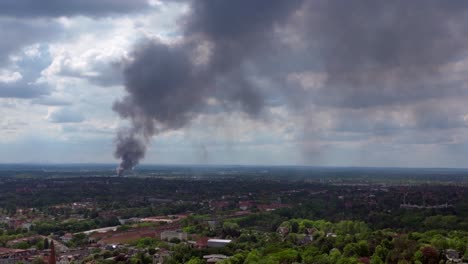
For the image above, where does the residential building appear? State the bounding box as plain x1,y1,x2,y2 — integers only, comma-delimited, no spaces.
207,239,231,248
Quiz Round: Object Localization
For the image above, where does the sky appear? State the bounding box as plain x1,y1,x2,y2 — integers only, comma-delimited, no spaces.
1,0,468,168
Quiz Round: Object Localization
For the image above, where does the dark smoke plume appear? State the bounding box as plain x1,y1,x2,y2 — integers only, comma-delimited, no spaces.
113,0,468,172
113,0,301,174
114,129,146,175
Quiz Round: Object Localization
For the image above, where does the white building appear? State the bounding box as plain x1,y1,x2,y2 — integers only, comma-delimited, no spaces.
207,239,231,248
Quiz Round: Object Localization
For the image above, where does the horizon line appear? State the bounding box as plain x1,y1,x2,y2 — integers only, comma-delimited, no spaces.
0,162,467,170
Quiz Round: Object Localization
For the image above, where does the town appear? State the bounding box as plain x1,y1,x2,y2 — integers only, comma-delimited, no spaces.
0,165,466,263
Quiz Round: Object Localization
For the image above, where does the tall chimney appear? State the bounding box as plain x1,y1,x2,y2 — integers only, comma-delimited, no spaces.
48,240,56,264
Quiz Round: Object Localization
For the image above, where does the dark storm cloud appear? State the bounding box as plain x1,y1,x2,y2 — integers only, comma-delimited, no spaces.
296,0,468,107
187,0,302,71
0,0,150,18
113,0,468,171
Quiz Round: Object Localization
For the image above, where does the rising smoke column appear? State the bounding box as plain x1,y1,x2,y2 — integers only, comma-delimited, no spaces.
113,0,302,174
113,0,468,173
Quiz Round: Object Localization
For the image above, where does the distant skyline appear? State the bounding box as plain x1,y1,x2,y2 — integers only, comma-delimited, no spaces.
2,1,468,168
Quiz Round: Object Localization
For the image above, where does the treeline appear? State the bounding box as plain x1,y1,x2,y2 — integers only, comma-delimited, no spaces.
173,218,467,264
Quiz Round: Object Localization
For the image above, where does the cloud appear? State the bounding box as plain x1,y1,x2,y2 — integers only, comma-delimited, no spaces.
0,82,49,99
288,1,468,108
47,107,85,123
0,18,63,64
409,101,468,130
106,0,468,169
0,0,151,75
31,96,72,106
2,0,468,167
47,47,125,87
0,71,22,83
0,45,53,98
0,0,151,18
0,119,27,133
49,53,124,87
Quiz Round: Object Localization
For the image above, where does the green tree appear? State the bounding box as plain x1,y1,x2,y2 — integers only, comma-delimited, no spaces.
222,222,241,237
370,255,384,264
343,243,359,257
35,241,44,250
244,250,261,264
270,249,300,264
15,241,29,249
374,245,388,260
329,248,342,263
222,253,246,264
356,240,370,257
186,257,203,264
